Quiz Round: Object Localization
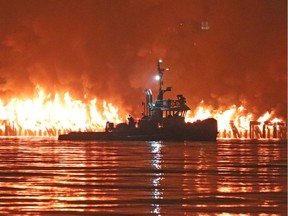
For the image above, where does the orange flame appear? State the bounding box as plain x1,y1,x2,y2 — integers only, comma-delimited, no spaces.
0,87,285,139
185,101,285,139
0,86,122,136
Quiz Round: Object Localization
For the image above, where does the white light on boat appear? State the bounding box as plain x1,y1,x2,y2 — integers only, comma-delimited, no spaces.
155,75,160,80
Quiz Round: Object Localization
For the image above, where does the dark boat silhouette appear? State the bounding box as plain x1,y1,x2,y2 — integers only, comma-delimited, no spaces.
58,60,218,141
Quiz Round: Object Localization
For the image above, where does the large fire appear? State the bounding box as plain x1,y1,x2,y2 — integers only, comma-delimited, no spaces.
185,101,286,140
0,87,286,139
0,86,122,136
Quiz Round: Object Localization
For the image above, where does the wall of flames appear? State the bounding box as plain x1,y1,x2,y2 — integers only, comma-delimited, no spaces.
0,86,121,136
0,87,286,139
185,102,286,140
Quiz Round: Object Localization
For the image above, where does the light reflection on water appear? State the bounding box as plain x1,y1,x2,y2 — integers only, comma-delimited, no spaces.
0,137,286,215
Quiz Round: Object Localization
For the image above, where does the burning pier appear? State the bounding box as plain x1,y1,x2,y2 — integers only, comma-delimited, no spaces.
220,120,287,141
1,118,287,142
0,120,72,137
249,121,286,140
0,86,286,142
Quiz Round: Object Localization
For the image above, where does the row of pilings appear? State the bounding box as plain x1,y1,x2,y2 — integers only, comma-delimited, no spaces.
0,120,72,137
219,120,287,140
1,120,287,141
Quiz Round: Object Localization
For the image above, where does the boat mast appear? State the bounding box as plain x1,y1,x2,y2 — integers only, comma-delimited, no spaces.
157,59,166,100
157,59,164,92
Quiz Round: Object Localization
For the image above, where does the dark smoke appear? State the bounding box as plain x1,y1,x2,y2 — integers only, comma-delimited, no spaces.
0,0,286,119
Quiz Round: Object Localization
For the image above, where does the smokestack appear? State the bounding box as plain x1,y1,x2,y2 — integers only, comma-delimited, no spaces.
145,89,153,116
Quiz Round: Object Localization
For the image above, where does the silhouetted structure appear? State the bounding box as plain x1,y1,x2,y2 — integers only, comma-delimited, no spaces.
59,60,218,141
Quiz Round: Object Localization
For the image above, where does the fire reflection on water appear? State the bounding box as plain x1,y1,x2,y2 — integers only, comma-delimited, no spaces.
216,142,285,213
0,139,121,214
0,138,286,215
150,141,164,215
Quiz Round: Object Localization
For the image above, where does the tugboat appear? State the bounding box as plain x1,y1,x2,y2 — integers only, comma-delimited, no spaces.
58,60,218,141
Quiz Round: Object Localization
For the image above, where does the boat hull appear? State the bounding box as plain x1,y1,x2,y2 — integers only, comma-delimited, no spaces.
58,118,218,142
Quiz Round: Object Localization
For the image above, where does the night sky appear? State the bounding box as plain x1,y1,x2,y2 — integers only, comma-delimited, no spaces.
0,0,286,119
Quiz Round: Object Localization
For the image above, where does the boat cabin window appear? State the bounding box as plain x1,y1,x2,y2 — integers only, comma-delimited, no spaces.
164,110,187,118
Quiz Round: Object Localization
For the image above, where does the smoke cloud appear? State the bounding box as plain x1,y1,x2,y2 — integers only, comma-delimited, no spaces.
0,0,286,119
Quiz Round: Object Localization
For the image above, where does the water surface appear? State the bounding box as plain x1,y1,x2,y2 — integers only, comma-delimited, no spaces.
0,137,286,215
